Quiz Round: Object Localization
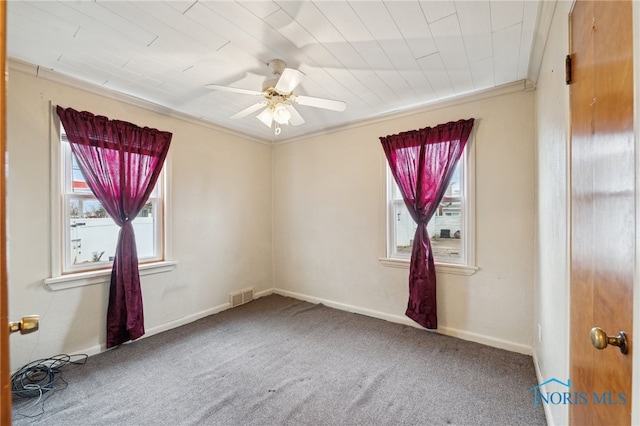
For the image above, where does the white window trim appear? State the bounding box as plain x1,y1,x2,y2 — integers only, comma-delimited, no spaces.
46,105,176,290
43,260,178,291
379,136,477,276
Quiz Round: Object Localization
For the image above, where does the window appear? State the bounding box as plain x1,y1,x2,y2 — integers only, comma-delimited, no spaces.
61,131,164,274
383,146,477,275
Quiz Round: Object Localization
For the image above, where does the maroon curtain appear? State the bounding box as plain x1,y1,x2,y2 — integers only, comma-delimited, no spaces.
56,106,172,348
380,119,474,329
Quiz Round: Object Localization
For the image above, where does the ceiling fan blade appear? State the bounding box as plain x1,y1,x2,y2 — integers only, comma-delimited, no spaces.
256,107,274,128
230,102,267,120
293,95,346,112
205,84,263,96
284,104,305,126
274,68,305,94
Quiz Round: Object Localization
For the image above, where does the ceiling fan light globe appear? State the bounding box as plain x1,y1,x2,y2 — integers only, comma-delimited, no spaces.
273,103,291,124
256,107,274,128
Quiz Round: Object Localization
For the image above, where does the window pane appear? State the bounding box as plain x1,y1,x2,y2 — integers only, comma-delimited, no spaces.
68,199,157,266
394,202,463,261
428,201,462,260
69,198,118,265
447,164,461,197
71,154,92,194
390,159,463,261
393,202,416,255
391,178,404,200
133,201,157,259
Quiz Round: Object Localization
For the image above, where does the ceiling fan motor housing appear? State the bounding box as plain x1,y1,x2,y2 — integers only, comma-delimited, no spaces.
263,59,287,93
268,59,287,75
262,78,279,93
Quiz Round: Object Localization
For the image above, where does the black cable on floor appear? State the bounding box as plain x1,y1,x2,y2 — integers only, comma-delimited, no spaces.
11,353,88,418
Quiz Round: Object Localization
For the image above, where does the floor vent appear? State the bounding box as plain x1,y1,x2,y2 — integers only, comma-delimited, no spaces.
229,288,254,307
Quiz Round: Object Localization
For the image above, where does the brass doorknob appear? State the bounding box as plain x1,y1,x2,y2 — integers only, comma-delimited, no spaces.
9,315,39,335
590,327,628,354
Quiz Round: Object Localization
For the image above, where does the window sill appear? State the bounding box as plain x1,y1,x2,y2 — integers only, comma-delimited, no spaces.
44,260,178,291
378,258,478,276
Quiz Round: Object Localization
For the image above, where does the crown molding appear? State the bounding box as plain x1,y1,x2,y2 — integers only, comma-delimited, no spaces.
273,79,531,146
7,58,271,146
9,57,533,148
527,0,558,86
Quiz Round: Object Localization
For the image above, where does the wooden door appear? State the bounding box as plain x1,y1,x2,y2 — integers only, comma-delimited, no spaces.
569,1,634,425
0,1,9,425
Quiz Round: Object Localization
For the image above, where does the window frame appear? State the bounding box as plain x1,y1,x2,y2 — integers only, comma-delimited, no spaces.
380,139,478,276
61,138,164,273
45,110,176,290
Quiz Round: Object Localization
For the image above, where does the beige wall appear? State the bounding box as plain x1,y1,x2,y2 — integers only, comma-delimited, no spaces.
273,87,536,353
533,1,571,425
8,60,538,372
7,63,273,371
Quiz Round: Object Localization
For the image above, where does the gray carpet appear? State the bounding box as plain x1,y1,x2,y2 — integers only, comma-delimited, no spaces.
12,295,546,425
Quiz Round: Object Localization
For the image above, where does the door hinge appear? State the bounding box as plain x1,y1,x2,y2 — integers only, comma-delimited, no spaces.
565,54,572,85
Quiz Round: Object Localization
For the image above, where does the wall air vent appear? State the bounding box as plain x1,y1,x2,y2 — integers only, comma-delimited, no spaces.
229,288,254,308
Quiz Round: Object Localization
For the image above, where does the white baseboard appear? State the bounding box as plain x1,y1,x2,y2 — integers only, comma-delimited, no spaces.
254,288,275,299
533,352,552,426
67,287,531,367
144,301,232,336
273,288,533,355
69,300,234,361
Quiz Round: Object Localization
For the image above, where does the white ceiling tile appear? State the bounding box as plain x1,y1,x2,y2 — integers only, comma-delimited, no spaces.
360,72,403,106
377,70,422,107
76,1,158,46
264,8,380,108
347,0,431,104
347,1,398,40
398,70,438,104
70,34,131,71
456,1,493,63
450,70,475,96
186,3,278,63
490,0,524,32
193,43,267,87
311,1,368,40
264,9,339,67
429,14,473,94
419,0,456,23
417,53,455,99
312,2,392,71
8,2,79,38
103,1,228,56
165,1,197,15
429,14,467,69
55,54,122,88
238,1,282,19
90,3,217,75
518,0,540,80
492,23,521,85
385,1,437,59
469,57,495,90
6,0,545,142
204,1,299,62
7,10,67,64
275,1,370,70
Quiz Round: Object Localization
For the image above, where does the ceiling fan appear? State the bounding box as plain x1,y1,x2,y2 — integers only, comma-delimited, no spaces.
206,59,346,135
